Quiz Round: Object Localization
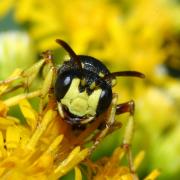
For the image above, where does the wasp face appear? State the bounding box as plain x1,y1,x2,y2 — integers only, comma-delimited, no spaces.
54,39,144,126
55,59,112,125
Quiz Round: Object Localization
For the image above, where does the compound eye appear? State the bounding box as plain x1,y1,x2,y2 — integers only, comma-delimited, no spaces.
55,70,81,101
96,84,112,116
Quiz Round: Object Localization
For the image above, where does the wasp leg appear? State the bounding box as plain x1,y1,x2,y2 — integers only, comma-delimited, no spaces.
30,50,56,113
0,59,46,97
116,100,135,173
116,100,134,115
0,76,21,86
39,66,56,113
104,121,122,135
89,94,118,154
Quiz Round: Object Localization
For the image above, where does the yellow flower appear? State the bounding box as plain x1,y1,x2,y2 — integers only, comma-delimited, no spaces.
0,100,89,179
88,147,160,180
0,70,89,180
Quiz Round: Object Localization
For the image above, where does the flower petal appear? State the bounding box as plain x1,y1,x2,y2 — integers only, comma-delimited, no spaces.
75,166,82,180
144,169,160,180
27,110,56,150
0,101,8,116
6,126,21,149
0,131,6,158
19,99,37,130
0,117,19,130
45,135,64,154
133,151,145,171
53,147,89,178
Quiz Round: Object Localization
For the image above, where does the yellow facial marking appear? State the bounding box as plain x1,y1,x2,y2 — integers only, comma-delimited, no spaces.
60,78,102,117
70,97,88,115
90,82,96,90
87,89,102,115
99,72,105,77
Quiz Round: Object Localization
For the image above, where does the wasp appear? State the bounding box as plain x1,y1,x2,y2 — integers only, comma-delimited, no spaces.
1,39,144,172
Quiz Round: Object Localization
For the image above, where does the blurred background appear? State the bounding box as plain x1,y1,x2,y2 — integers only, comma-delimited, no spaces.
0,0,180,179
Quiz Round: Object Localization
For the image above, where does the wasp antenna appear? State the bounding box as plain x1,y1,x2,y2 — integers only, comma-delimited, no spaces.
56,39,76,57
116,71,145,78
104,71,145,80
56,39,82,69
102,71,145,86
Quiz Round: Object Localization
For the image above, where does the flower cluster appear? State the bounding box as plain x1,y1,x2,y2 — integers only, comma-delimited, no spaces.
0,69,89,179
0,0,180,179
